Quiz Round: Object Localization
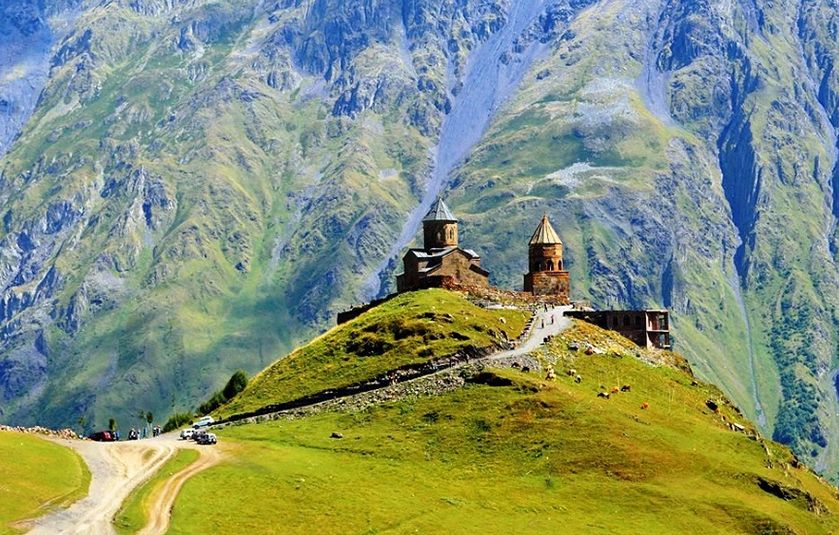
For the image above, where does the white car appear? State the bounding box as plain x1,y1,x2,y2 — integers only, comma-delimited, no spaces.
179,428,195,440
193,416,214,429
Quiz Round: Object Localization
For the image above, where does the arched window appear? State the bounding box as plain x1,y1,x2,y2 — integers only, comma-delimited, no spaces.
547,260,554,271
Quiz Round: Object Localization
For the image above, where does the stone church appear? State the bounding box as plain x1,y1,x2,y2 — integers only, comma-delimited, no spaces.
396,198,490,292
524,215,571,302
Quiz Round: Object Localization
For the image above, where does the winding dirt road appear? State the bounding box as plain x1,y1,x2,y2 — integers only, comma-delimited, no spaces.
137,441,222,535
25,435,220,535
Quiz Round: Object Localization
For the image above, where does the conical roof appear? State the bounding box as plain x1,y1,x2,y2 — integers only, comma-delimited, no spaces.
423,197,457,222
529,215,562,245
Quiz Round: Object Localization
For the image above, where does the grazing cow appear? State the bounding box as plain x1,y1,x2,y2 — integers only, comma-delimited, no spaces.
621,385,631,392
567,369,577,377
575,375,583,384
597,392,610,399
641,402,649,410
611,386,620,394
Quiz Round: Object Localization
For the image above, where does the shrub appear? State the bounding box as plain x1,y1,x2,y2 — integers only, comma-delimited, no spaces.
163,412,194,433
198,370,250,416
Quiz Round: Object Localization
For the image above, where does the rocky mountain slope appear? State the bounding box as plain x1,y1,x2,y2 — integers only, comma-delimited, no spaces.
1,0,839,476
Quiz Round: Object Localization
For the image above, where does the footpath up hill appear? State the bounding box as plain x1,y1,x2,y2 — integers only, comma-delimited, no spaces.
217,289,529,418
170,290,839,534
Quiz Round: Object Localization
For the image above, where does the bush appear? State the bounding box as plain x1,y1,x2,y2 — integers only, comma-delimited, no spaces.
197,370,249,416
222,370,249,400
163,412,194,433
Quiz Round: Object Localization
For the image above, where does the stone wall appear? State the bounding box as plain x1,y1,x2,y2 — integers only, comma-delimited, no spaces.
524,271,570,302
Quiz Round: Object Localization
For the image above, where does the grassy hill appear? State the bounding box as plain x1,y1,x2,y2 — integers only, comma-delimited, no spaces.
164,291,839,534
0,432,89,534
217,289,529,418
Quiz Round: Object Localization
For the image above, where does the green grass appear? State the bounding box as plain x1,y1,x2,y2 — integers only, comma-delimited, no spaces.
0,432,90,534
218,289,529,418
168,321,839,534
113,448,200,535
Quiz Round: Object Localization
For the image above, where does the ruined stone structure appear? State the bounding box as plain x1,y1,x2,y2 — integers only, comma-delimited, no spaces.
396,198,490,292
524,215,570,302
564,309,672,350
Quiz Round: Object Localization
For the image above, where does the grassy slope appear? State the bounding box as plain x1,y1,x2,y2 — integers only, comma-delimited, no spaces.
168,321,839,534
0,432,90,535
113,449,200,535
218,289,529,418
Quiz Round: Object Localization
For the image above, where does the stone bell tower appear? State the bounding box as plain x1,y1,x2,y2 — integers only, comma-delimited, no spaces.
422,197,458,249
524,215,570,302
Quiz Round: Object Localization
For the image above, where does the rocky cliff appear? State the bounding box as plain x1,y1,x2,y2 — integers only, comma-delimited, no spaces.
1,0,839,477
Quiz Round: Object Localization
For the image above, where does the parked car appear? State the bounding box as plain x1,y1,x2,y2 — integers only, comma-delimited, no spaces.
88,430,115,442
179,428,195,440
197,432,217,445
192,429,208,442
192,416,214,429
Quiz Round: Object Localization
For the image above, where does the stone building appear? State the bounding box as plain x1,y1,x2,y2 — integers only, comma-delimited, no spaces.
396,198,490,292
524,215,570,303
564,309,672,350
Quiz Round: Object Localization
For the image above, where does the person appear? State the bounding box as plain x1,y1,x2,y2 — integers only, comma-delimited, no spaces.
142,426,147,439
114,429,120,441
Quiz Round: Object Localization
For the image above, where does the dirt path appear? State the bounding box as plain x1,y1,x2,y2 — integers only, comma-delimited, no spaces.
491,305,572,361
137,441,222,535
26,439,173,534
25,435,218,535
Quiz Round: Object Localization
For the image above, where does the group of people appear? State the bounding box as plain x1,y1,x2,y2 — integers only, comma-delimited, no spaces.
124,425,162,440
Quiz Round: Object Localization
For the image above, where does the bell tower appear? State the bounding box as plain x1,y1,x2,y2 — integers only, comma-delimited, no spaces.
524,215,570,301
422,198,458,249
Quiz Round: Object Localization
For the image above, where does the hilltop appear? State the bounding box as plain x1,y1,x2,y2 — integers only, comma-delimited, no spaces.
155,289,839,534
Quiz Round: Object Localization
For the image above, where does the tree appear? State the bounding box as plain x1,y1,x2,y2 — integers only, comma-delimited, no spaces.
222,370,249,400
77,415,88,435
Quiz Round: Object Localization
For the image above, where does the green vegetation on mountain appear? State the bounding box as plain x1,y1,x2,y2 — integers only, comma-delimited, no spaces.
113,448,199,535
168,317,839,534
2,0,839,478
218,289,528,418
0,431,89,534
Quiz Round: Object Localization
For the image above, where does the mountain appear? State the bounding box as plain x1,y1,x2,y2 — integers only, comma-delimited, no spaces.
1,0,839,477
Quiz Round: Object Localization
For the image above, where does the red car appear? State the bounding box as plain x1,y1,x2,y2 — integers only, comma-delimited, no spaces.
88,430,115,442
